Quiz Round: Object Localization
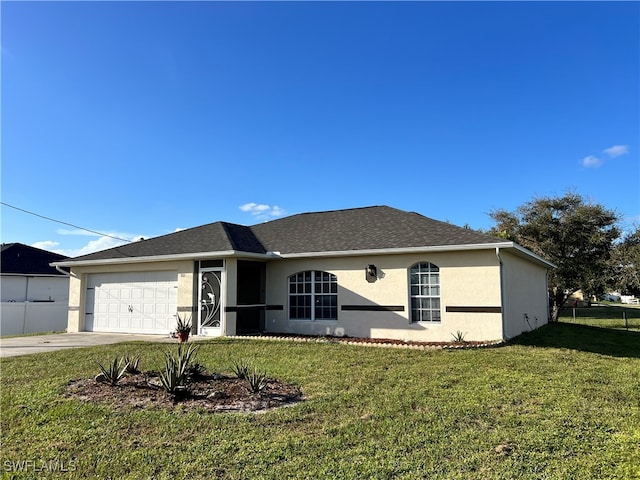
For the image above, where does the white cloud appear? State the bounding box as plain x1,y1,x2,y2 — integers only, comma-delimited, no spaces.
239,203,270,213
603,145,629,158
270,206,286,217
582,155,603,168
63,236,130,257
239,203,287,221
31,241,60,252
38,236,129,258
33,229,145,258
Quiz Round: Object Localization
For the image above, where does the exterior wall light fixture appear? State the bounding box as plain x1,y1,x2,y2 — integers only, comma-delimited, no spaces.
366,264,377,283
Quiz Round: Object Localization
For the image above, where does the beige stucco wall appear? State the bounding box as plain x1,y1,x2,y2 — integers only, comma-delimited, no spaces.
65,248,549,341
264,250,504,342
66,260,196,332
500,251,549,339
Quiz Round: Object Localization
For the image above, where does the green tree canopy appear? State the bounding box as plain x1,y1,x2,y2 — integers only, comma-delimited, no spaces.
489,192,620,321
608,225,640,296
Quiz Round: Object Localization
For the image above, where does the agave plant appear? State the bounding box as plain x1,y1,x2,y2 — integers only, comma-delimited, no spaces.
158,357,184,396
96,356,129,386
231,358,251,380
245,366,268,394
451,330,468,344
157,344,200,397
175,314,192,342
124,354,141,374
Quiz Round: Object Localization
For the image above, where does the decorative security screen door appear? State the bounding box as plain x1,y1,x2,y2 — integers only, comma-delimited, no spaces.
198,268,223,336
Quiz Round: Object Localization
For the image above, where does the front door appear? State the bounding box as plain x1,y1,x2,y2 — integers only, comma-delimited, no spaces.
198,268,224,336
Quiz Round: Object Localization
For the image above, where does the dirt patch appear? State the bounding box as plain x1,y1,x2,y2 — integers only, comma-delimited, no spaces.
65,372,303,413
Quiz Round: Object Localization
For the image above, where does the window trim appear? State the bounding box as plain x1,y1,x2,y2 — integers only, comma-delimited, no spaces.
288,270,338,322
409,262,441,323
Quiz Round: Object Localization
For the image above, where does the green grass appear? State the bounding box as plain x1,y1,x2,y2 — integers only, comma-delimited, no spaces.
559,304,640,331
1,324,639,479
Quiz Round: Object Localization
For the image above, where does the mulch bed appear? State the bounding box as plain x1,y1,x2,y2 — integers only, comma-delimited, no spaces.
64,335,500,413
65,372,303,413
232,333,503,349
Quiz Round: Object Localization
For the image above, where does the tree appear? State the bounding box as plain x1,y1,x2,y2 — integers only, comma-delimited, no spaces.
489,192,620,322
608,225,640,296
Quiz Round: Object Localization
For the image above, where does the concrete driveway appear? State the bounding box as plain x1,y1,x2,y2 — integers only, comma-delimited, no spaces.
0,332,190,358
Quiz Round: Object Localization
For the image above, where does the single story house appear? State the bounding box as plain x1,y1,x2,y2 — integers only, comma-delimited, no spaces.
1,243,70,335
53,206,554,342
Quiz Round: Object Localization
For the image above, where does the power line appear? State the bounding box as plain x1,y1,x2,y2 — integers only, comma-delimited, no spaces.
1,201,132,243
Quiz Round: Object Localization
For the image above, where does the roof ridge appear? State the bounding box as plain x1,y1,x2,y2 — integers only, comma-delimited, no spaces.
253,205,391,226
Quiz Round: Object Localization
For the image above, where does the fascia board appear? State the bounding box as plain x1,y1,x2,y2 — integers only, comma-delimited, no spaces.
51,250,271,267
275,243,517,259
276,242,556,268
507,244,557,269
50,243,556,270
0,273,68,278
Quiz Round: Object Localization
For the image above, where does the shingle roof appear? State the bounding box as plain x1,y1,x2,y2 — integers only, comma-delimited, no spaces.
58,206,504,264
1,243,69,275
64,222,263,262
252,206,500,254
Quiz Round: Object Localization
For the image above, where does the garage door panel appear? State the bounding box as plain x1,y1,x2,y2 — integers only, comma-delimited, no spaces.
118,316,130,330
86,271,178,334
131,317,141,330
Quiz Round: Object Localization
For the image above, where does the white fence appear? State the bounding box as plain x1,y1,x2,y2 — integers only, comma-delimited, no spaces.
1,302,68,336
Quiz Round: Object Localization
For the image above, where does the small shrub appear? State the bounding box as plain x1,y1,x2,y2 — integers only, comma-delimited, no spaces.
124,354,141,374
96,357,128,386
246,366,268,394
231,358,251,379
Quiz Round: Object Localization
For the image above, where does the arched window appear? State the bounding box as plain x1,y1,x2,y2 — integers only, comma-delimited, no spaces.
410,262,441,322
289,271,337,321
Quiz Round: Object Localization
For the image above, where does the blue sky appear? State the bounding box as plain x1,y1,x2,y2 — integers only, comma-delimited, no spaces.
2,1,638,257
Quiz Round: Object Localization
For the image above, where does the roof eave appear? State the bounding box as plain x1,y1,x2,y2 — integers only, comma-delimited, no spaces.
275,242,516,259
504,243,557,269
50,243,556,269
275,242,556,268
51,250,271,267
1,272,69,277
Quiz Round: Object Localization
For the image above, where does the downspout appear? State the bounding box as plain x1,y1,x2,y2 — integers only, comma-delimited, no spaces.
545,268,551,323
496,247,507,342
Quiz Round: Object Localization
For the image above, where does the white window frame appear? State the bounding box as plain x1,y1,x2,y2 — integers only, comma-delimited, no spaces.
409,262,441,323
288,271,338,321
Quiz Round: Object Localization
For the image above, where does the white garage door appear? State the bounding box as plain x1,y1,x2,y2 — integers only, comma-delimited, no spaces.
86,271,178,334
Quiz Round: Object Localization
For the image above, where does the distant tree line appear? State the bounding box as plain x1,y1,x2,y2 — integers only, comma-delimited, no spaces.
484,191,639,322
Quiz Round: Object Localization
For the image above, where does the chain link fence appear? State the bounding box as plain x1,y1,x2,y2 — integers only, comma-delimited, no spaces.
559,305,640,331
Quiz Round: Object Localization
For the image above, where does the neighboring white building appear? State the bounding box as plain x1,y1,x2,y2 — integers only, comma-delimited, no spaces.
54,206,555,342
1,243,69,336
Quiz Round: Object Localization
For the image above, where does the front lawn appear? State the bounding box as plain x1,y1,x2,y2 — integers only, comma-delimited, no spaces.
1,323,639,479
